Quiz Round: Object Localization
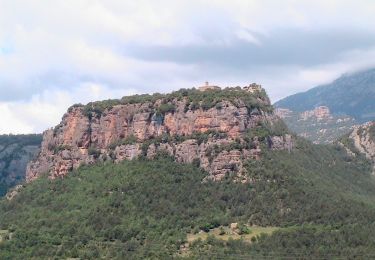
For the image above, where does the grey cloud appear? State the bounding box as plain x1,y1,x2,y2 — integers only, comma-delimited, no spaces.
124,29,375,68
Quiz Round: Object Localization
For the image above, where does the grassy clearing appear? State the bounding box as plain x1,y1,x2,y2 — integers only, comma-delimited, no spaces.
0,230,9,242
187,225,279,243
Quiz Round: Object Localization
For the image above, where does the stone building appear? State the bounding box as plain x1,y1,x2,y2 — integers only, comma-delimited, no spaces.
243,83,262,93
198,81,221,91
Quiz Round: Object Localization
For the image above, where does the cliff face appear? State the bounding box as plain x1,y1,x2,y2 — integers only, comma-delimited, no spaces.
27,88,292,182
348,121,375,174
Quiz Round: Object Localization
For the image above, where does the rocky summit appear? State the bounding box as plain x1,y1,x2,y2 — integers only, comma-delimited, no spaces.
26,86,292,182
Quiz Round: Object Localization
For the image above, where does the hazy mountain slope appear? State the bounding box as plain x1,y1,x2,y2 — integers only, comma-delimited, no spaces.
276,107,356,144
275,68,375,122
0,135,42,196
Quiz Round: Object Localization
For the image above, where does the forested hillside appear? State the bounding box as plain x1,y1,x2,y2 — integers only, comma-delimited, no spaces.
1,137,374,259
0,134,42,196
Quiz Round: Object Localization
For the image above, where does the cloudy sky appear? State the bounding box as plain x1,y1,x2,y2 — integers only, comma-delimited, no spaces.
1,0,375,134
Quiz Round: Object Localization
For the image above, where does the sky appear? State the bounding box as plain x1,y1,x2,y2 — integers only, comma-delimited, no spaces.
1,0,375,134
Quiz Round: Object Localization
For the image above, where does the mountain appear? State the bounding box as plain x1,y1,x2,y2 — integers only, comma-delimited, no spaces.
1,87,375,258
274,68,375,143
0,134,42,196
26,86,291,182
275,68,375,122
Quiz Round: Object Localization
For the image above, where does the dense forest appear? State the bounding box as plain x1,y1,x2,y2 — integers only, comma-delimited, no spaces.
1,137,375,259
0,134,42,196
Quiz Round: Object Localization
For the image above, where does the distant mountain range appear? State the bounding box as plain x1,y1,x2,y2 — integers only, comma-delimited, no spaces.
275,68,375,143
275,68,375,122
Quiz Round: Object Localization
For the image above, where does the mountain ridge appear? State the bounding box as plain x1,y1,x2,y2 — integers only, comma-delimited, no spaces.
274,68,375,122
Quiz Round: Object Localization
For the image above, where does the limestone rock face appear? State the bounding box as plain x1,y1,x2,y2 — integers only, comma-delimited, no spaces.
348,121,375,174
27,91,292,182
269,135,293,152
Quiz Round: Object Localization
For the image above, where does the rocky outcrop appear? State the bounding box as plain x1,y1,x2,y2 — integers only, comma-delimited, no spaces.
348,121,375,174
5,185,23,200
300,106,331,121
277,105,356,144
27,88,292,181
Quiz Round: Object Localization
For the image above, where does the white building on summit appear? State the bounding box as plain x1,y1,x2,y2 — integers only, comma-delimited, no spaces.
198,81,221,91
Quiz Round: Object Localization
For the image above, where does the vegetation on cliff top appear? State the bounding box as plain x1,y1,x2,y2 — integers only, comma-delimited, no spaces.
68,87,272,119
1,137,375,258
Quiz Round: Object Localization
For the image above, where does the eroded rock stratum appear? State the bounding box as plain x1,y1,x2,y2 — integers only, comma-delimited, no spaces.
27,87,293,182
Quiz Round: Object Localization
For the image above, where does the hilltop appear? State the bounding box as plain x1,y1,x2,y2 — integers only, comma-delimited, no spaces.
27,85,291,183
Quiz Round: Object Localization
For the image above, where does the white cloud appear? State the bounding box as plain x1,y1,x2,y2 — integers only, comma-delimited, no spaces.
267,46,375,102
0,0,375,133
0,83,137,134
235,30,261,45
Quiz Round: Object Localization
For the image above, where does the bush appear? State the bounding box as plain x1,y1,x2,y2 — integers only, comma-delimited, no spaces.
108,135,138,150
156,103,176,115
88,146,101,159
238,224,251,235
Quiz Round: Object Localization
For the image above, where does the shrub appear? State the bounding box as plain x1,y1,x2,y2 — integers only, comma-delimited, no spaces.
156,103,176,115
108,135,138,150
238,224,251,235
88,146,101,159
219,227,226,236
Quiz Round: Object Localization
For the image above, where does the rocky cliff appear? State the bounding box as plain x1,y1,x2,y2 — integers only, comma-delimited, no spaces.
27,87,292,182
345,121,375,174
